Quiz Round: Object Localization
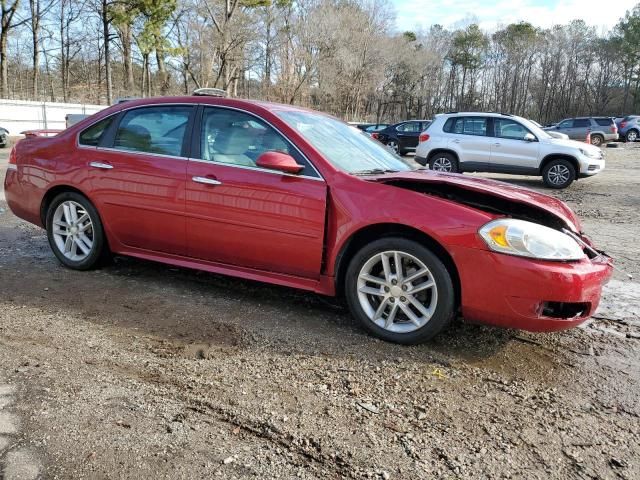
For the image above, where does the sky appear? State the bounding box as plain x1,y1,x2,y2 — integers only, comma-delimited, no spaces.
391,0,638,33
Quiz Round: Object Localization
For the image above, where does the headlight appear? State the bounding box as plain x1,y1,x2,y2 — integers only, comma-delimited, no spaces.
579,148,600,159
479,219,585,261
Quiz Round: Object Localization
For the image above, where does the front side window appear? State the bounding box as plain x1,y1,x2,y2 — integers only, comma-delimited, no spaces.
494,119,532,140
113,106,192,156
450,117,487,136
200,107,295,168
558,120,573,129
79,116,113,146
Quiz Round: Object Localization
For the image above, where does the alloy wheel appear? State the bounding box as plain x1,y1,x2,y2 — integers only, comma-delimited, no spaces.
356,250,438,334
52,200,95,261
627,130,638,142
547,164,571,186
432,157,453,172
387,141,399,154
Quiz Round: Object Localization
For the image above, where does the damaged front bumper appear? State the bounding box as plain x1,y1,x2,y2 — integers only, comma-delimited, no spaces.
451,245,614,332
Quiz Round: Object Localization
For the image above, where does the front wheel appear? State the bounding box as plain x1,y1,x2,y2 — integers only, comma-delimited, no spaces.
542,159,576,189
46,192,107,270
345,238,455,344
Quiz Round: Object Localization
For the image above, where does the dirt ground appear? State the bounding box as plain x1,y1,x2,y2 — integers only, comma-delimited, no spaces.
0,142,638,479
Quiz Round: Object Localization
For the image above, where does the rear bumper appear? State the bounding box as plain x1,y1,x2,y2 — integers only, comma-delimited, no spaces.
452,245,613,332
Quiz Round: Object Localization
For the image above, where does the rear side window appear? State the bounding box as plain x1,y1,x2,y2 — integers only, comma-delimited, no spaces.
574,119,590,128
594,118,613,126
113,106,192,157
79,117,113,146
447,117,487,136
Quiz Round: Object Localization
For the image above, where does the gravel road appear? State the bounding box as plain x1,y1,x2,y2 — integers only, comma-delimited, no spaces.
0,143,638,479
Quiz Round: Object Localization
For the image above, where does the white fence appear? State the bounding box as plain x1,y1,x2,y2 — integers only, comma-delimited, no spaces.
0,99,106,135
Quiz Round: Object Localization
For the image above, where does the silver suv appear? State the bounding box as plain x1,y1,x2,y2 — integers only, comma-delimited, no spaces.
544,117,618,146
415,112,605,189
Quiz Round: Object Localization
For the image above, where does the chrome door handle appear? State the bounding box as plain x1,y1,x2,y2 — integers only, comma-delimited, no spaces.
192,176,221,186
89,161,113,169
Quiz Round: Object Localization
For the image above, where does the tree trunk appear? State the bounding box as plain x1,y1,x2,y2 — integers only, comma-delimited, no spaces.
121,23,134,92
102,0,112,104
30,0,40,98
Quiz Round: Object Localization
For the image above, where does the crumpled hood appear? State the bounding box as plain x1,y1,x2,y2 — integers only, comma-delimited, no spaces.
368,170,582,233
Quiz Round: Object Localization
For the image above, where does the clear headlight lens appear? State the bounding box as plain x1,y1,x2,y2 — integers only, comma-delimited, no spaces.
579,148,600,159
479,219,585,261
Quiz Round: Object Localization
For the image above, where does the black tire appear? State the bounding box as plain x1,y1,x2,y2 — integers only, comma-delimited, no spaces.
45,191,108,270
542,159,576,189
625,129,638,142
345,237,455,345
386,139,401,155
590,134,604,146
429,152,459,173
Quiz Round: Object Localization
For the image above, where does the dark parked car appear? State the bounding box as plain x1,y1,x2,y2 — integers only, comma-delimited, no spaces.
373,120,431,155
616,115,640,142
544,117,618,146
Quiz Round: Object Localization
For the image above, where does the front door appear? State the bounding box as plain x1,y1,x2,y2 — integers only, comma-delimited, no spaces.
185,106,327,278
489,118,540,174
87,105,193,255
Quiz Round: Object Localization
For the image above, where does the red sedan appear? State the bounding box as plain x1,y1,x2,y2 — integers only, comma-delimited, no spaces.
3,95,613,344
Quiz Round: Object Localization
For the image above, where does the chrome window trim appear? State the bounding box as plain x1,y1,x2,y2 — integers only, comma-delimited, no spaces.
187,157,324,182
75,102,325,181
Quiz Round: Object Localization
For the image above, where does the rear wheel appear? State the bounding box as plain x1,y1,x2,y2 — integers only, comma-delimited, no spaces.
542,159,576,189
590,134,603,146
387,140,401,155
429,153,458,173
345,238,455,344
626,129,638,142
46,192,107,270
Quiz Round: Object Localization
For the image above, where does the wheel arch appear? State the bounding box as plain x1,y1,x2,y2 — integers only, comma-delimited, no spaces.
540,154,579,175
334,223,461,309
427,148,460,164
40,184,94,227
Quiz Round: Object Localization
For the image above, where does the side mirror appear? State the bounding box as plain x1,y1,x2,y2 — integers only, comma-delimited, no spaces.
524,133,536,142
256,151,304,174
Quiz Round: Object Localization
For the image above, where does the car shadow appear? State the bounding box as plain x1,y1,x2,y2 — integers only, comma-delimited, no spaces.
0,220,517,367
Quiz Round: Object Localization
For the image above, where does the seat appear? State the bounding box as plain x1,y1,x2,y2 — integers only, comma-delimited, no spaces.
212,125,256,167
115,124,152,152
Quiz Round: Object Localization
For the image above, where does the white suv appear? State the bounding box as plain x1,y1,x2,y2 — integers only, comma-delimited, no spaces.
415,112,605,188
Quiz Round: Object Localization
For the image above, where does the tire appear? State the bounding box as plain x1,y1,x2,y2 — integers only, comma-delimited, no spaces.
590,134,603,146
542,159,576,189
345,237,455,344
387,140,400,155
429,153,459,173
625,129,638,142
45,192,107,270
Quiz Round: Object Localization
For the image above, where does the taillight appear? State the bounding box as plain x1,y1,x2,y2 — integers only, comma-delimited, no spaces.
620,121,627,129
8,147,16,165
371,132,379,140
611,124,617,133
419,133,430,142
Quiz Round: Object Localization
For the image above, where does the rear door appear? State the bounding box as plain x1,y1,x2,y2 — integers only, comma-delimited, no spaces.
87,104,193,255
395,122,422,150
446,116,491,171
185,106,327,278
489,118,540,173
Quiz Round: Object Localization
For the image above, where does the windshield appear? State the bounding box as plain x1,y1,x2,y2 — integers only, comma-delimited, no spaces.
276,110,411,174
516,116,552,139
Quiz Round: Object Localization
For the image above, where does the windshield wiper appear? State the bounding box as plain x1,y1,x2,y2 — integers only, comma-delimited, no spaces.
352,168,400,176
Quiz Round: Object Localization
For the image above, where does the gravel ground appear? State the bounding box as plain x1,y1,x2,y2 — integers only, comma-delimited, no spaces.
0,142,638,479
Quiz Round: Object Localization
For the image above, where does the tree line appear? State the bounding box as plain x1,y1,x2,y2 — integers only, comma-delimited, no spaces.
2,0,640,124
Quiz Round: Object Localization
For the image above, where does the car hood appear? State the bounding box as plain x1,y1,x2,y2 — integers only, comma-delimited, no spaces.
367,170,582,233
543,137,602,154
